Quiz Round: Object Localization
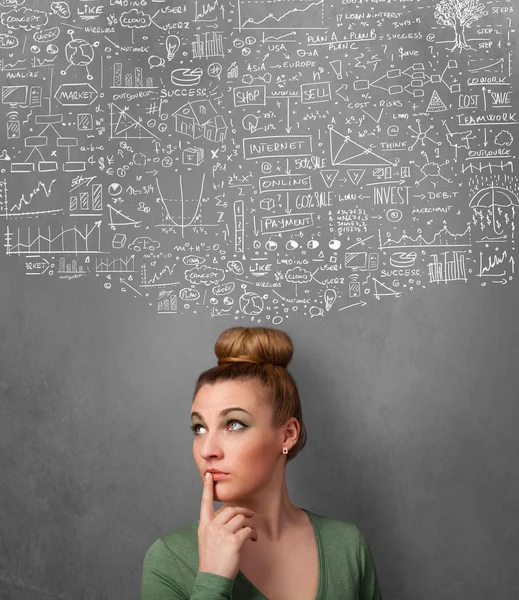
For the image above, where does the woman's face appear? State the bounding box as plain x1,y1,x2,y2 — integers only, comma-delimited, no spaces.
191,380,283,502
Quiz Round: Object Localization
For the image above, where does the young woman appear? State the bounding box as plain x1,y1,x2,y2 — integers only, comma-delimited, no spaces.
141,326,383,599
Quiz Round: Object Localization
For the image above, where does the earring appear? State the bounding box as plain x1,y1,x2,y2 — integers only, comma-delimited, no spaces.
282,447,288,454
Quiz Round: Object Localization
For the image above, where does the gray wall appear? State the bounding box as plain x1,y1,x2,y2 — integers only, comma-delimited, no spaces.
1,0,519,598
2,272,519,599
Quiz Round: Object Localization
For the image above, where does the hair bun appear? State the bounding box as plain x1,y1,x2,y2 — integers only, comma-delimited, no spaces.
215,327,293,369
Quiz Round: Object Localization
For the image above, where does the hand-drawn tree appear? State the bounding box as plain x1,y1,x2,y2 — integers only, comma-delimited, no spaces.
434,0,487,52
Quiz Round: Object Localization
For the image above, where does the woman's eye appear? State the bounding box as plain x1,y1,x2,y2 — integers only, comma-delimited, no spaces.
190,419,246,435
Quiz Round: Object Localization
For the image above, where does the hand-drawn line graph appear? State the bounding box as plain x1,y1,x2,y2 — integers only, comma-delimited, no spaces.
477,250,515,279
0,178,63,218
195,0,224,23
237,0,325,31
155,173,220,238
140,264,180,288
96,255,135,273
378,224,472,249
4,221,103,255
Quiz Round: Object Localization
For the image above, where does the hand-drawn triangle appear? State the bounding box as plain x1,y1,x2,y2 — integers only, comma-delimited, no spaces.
329,126,395,166
110,102,159,140
107,204,142,228
373,277,402,298
426,90,448,113
346,169,365,185
319,169,339,188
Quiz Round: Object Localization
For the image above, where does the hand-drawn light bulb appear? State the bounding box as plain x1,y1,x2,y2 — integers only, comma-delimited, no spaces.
166,35,181,61
324,288,337,311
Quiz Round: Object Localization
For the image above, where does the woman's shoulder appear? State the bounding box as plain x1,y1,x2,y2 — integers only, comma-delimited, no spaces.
144,519,200,560
306,509,366,548
306,508,360,534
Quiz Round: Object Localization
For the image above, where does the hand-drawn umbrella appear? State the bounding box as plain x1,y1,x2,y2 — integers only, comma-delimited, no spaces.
469,184,519,236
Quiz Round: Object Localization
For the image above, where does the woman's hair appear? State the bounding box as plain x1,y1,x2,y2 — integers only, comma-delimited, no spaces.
192,327,307,463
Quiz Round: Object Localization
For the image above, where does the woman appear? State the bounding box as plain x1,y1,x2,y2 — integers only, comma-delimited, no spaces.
141,326,383,599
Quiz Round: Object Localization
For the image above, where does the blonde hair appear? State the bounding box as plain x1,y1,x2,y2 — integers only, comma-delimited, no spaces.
192,327,307,463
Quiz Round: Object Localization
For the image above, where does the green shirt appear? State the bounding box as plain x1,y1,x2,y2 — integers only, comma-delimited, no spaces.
141,508,383,599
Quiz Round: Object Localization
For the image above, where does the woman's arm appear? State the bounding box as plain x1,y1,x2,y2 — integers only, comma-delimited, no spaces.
355,526,383,600
141,538,235,600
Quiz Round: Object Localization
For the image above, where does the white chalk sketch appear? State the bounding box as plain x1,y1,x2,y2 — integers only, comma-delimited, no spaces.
434,0,487,53
0,0,517,320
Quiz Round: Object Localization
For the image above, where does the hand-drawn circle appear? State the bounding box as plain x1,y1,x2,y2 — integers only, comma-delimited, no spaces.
239,292,263,315
329,240,341,250
108,182,122,195
261,162,272,173
387,209,403,222
162,156,173,167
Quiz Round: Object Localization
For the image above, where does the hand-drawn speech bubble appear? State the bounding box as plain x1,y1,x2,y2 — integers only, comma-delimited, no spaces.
0,33,18,48
50,1,70,19
120,9,151,28
148,55,165,69
0,7,48,30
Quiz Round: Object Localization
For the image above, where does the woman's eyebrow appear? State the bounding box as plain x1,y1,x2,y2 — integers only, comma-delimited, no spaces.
190,407,252,421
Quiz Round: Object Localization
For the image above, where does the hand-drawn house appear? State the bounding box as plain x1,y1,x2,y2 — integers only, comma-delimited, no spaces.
173,99,228,143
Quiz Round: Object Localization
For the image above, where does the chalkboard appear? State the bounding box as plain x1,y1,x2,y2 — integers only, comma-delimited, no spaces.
1,0,518,598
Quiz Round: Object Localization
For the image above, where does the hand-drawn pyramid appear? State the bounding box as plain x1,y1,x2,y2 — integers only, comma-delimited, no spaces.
328,125,395,167
110,103,159,140
426,90,448,113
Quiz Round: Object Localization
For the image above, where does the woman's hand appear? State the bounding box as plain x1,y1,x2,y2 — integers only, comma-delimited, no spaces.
197,472,258,580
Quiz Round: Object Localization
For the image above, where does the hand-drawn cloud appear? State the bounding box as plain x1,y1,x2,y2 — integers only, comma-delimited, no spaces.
0,0,25,7
120,9,152,28
185,265,225,285
0,33,19,48
421,162,441,177
227,260,244,275
495,131,513,147
285,266,312,284
0,0,25,8
1,7,48,30
33,26,60,43
50,1,70,18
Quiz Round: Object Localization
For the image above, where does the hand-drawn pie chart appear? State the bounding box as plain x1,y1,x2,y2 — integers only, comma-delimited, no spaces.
108,183,123,196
